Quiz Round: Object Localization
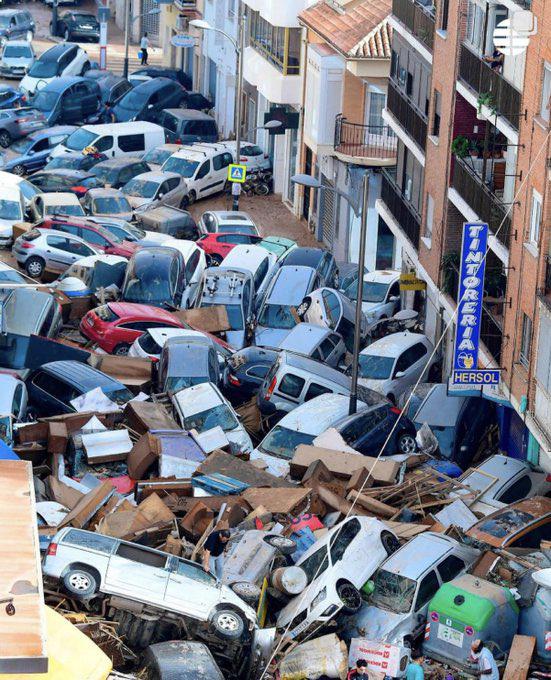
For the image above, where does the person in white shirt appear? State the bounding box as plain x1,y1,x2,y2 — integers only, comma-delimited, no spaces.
470,640,499,680
140,32,149,65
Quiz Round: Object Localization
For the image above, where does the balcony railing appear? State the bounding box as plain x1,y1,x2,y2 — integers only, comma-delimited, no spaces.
387,81,427,152
392,0,435,51
480,306,503,365
452,156,511,249
381,168,421,249
334,115,397,161
458,43,522,130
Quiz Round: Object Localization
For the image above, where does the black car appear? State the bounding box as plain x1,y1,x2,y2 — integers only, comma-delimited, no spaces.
27,168,102,196
280,247,339,288
32,76,100,126
129,66,192,90
83,71,132,104
182,91,213,112
333,403,418,457
44,152,108,172
121,247,187,310
0,9,35,43
89,157,150,189
50,11,100,42
113,78,186,122
26,360,133,416
223,346,279,404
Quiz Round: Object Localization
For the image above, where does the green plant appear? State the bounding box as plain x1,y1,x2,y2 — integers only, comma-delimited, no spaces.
477,92,495,117
451,135,470,158
441,251,460,296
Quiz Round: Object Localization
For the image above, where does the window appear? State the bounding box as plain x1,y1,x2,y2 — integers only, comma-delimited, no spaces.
213,152,232,171
196,161,210,179
341,411,378,442
436,555,465,583
33,373,75,402
246,364,270,379
319,338,336,360
64,530,116,553
305,383,331,400
53,223,79,236
425,194,434,241
439,0,449,31
176,559,215,584
540,62,551,122
83,230,109,248
166,177,180,192
248,8,301,75
118,134,145,152
497,475,532,504
529,190,542,245
116,543,168,567
432,91,441,137
95,135,113,152
329,518,361,563
253,258,269,291
185,249,200,282
278,373,305,399
520,313,532,368
415,570,440,611
512,520,551,549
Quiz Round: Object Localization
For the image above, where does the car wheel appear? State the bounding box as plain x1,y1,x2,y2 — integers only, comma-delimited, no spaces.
25,256,45,279
207,253,223,266
64,28,70,41
381,530,400,556
211,609,246,640
336,581,362,613
230,581,261,605
296,298,311,318
12,164,25,176
397,433,417,455
0,130,11,148
181,190,196,208
113,343,130,356
63,567,98,598
263,535,296,556
387,393,396,405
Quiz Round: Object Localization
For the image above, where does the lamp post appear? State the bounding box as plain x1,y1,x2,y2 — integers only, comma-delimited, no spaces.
123,7,161,80
291,171,370,415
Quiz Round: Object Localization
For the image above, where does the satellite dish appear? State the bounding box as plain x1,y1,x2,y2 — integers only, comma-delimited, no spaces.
532,568,551,589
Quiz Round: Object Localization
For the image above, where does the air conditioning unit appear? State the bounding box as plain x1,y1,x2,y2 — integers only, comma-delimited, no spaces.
174,0,197,11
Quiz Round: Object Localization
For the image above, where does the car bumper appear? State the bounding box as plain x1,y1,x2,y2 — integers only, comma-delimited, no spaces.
0,66,28,78
70,30,100,40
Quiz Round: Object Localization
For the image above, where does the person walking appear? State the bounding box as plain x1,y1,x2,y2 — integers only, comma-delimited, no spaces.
470,640,499,679
140,32,149,65
101,101,116,124
405,650,425,680
202,528,230,580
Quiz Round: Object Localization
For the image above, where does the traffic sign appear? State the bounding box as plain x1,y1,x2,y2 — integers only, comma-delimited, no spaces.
170,34,196,48
228,163,247,183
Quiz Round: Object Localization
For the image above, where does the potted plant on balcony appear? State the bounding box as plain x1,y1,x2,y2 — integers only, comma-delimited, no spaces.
441,251,460,298
476,92,495,120
451,135,470,158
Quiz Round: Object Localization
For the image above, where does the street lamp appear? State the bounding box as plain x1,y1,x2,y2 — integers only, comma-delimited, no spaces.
123,7,161,79
291,171,370,415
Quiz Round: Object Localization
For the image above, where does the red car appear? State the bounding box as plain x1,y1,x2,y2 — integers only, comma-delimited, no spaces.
80,302,184,355
197,232,262,265
38,217,138,259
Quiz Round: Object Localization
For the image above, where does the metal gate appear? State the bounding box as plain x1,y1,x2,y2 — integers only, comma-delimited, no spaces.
141,0,159,40
320,175,335,247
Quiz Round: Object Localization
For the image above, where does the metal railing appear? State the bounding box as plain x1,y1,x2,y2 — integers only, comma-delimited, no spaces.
387,80,427,152
480,306,503,364
334,115,397,160
458,43,522,130
381,168,421,249
452,156,511,248
392,0,436,50
537,255,551,312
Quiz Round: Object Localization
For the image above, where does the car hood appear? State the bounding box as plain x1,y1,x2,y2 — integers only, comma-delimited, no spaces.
21,74,52,95
344,605,406,643
0,223,13,238
95,211,134,223
226,425,253,455
3,57,33,66
357,377,389,396
255,326,294,348
139,230,174,245
225,329,247,351
125,195,152,210
249,449,290,478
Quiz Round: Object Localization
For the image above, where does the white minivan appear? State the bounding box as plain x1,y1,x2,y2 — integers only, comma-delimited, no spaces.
49,122,166,160
220,244,277,309
0,184,26,247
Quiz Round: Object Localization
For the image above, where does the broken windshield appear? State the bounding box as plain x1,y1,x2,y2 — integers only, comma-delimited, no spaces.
369,569,417,614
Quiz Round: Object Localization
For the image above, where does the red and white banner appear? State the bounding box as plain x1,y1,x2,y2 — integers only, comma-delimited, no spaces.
348,638,407,677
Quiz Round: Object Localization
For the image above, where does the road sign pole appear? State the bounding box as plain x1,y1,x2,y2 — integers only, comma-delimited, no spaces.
233,13,246,211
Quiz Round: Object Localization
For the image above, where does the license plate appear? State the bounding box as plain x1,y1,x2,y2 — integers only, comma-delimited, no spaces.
437,623,464,647
87,317,94,327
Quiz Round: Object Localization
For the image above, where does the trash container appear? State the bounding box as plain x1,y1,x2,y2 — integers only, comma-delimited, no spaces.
519,568,551,662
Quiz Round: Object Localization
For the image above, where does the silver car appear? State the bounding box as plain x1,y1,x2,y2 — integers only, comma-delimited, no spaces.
13,227,99,279
0,40,35,78
122,171,188,211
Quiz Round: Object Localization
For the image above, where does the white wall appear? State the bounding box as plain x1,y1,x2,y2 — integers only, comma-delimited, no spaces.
242,0,316,27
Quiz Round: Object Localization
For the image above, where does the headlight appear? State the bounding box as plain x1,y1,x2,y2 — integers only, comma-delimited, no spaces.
310,587,327,610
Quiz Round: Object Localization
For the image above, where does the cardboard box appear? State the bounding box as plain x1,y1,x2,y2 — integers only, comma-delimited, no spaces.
173,305,230,333
12,221,32,240
127,432,160,480
124,401,180,435
47,421,68,455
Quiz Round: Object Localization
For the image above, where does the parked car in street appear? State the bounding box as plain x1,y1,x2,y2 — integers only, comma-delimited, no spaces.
20,43,90,96
81,188,133,221
27,169,101,196
89,157,151,188
113,78,186,122
223,346,279,404
141,143,182,172
121,247,187,310
171,382,253,455
158,338,220,394
50,11,100,42
220,244,277,309
42,527,257,641
0,374,28,422
0,125,77,175
44,150,107,172
28,192,86,221
0,9,35,45
54,253,126,298
280,247,339,289
0,40,35,79
31,76,100,125
80,302,184,355
156,109,218,144
343,269,401,323
198,210,260,236
218,140,271,173
257,236,296,260
336,261,368,293
89,216,174,247
89,71,132,105
122,171,187,211
198,232,263,266
276,516,399,639
128,327,223,360
357,332,438,403
0,107,46,148
128,66,192,90
277,323,346,368
0,84,25,109
181,91,213,112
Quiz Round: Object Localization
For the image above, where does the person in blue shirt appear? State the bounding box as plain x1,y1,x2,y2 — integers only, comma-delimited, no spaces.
405,650,425,680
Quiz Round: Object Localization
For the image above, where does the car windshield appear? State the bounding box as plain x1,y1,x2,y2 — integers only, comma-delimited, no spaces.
358,354,395,380
144,148,173,165
0,199,22,220
300,546,329,585
123,269,173,306
47,203,85,217
258,304,297,330
218,224,256,235
162,156,199,178
0,267,25,284
202,302,243,331
4,45,32,58
28,60,58,78
370,569,417,614
64,129,98,151
123,178,158,198
166,375,209,392
18,178,40,201
32,90,60,112
103,385,133,405
346,280,390,303
74,13,96,22
259,425,315,460
183,403,237,433
93,196,131,214
476,510,536,538
47,156,85,170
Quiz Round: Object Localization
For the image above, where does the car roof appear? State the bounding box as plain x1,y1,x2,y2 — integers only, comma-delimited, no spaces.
277,393,364,435
205,210,253,223
40,43,77,61
379,533,463,578
66,254,125,268
360,332,430,358
29,125,77,140
363,269,400,284
221,244,273,270
131,171,179,183
130,77,176,92
163,108,214,121
39,360,122,390
35,227,91,244
42,76,88,93
0,9,27,15
87,187,124,197
464,455,530,486
0,288,54,335
2,40,32,47
35,168,93,179
466,496,551,544
267,266,316,305
172,381,222,414
279,350,351,387
130,246,181,266
278,323,333,352
108,302,178,322
81,121,162,135
282,247,326,267
39,192,81,205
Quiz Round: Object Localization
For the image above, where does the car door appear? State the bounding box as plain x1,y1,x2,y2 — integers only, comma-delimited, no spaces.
392,346,420,394
104,542,170,602
210,152,232,194
44,234,79,271
165,558,218,619
194,159,212,198
29,371,76,415
163,176,183,207
329,517,363,584
182,248,201,307
384,281,401,317
412,569,441,633
27,137,50,170
60,86,82,124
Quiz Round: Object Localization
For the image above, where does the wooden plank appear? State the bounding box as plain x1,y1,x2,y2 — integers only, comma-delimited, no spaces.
347,490,397,518
241,487,311,514
0,460,48,673
502,635,536,680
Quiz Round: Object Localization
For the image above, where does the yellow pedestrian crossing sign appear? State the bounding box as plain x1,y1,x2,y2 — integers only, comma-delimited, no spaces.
228,163,247,183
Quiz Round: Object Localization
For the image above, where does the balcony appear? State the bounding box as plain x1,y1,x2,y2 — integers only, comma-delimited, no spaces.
392,0,435,51
334,115,397,166
537,255,551,313
387,80,427,152
452,156,511,249
381,167,421,249
458,43,522,130
480,306,503,365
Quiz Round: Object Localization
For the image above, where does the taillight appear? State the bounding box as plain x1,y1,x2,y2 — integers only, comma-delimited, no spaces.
151,357,159,363
20,241,34,249
47,542,57,556
175,138,182,144
228,373,241,387
546,473,551,482
390,406,402,415
264,376,277,401
239,157,247,162
71,185,87,194
17,117,31,124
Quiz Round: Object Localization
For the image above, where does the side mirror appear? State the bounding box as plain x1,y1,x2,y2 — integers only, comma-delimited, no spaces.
389,295,399,302
394,370,405,378
147,104,153,109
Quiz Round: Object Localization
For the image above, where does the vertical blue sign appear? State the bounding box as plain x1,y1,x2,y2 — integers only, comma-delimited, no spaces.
452,222,488,376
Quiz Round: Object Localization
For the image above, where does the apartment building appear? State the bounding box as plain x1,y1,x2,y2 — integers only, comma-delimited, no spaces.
160,0,201,80
379,0,551,469
297,0,397,269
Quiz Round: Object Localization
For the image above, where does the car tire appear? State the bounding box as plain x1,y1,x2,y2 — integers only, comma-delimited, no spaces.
397,433,417,455
12,164,25,176
81,61,90,75
64,28,70,41
380,530,400,556
113,343,130,356
336,581,362,614
180,190,196,208
211,609,246,640
63,567,98,598
207,254,223,266
230,581,261,605
387,393,396,405
0,130,11,148
25,256,45,279
263,535,296,556
296,297,311,317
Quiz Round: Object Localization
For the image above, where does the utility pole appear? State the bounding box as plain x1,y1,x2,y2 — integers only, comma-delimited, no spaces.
232,12,246,212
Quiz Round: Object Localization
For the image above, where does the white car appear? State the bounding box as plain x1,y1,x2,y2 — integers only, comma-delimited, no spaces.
54,254,127,297
0,374,28,421
20,43,89,96
198,210,260,237
357,332,437,403
28,192,86,222
343,269,401,323
162,239,206,308
276,516,399,640
171,382,253,455
220,244,277,309
0,184,26,246
218,140,271,172
122,171,187,211
129,328,217,360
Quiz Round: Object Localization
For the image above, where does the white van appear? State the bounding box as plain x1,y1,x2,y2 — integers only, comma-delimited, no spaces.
0,170,41,206
161,143,234,206
0,185,26,246
220,244,277,309
49,122,166,161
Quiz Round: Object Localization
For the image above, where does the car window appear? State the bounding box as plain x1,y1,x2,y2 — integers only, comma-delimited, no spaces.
319,338,336,360
300,546,330,585
161,112,178,133
32,138,49,153
117,166,135,184
116,542,168,568
341,411,377,442
196,160,210,179
83,229,109,247
33,372,76,402
63,529,116,553
242,280,251,314
53,223,80,237
185,249,200,282
305,382,331,400
95,136,113,152
246,364,270,379
395,348,416,374
510,520,551,549
253,257,269,291
46,234,72,251
497,475,533,504
224,234,250,245
388,281,400,299
437,555,466,583
12,384,23,414
166,176,180,192
118,134,145,153
118,321,153,331
213,153,232,171
415,570,440,611
329,518,361,563
176,559,216,585
278,373,305,399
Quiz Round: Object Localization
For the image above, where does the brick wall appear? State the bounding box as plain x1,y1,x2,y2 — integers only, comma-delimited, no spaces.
341,69,366,123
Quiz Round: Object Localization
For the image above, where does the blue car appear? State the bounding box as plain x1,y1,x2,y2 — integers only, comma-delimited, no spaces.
0,125,77,175
0,85,25,110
